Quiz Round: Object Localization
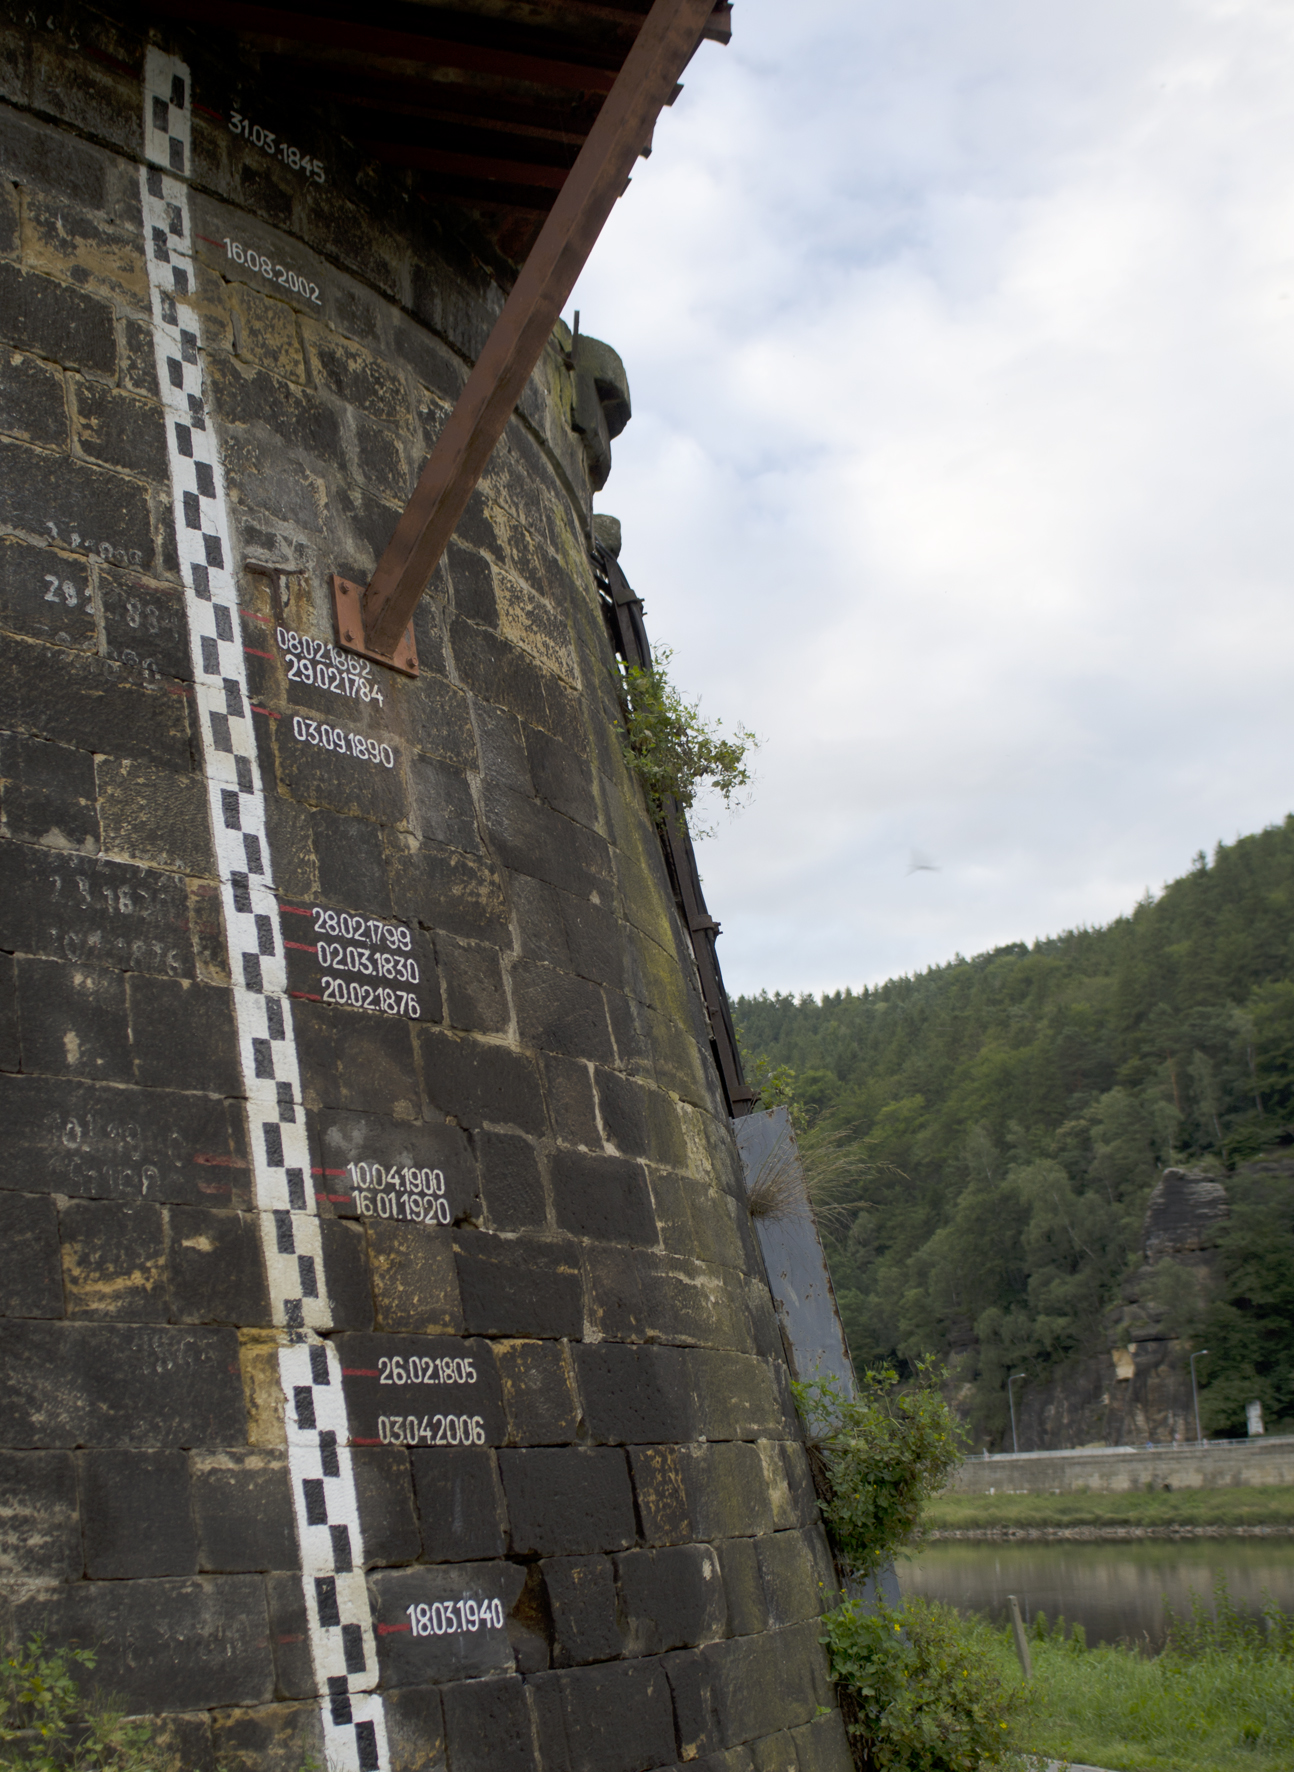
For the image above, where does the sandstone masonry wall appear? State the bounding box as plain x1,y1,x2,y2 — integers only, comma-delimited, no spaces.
0,8,851,1769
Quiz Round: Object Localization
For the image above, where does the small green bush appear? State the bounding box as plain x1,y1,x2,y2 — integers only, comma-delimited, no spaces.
823,1596,1025,1772
794,1361,966,1580
0,1636,155,1772
614,646,756,834
0,1636,326,1772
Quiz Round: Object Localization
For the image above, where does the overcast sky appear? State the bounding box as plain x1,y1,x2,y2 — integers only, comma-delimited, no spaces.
566,0,1294,1000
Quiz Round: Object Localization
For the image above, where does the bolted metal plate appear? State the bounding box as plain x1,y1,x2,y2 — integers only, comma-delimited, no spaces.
332,574,419,677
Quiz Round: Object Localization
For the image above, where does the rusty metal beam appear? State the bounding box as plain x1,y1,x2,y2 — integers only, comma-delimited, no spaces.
147,0,621,91
350,0,720,661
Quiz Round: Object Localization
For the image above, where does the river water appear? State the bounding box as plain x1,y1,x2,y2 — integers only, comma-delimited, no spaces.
897,1540,1294,1650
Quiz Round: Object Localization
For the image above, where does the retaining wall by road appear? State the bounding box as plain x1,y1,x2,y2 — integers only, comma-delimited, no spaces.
951,1437,1294,1494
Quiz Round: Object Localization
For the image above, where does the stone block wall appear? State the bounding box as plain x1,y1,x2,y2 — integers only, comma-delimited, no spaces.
0,6,851,1769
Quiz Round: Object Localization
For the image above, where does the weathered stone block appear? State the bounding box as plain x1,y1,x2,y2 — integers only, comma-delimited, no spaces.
294,1003,422,1120
0,1073,250,1209
167,1206,271,1327
684,1443,776,1542
389,840,511,945
524,725,600,833
480,774,612,902
0,537,96,651
366,1218,461,1333
80,1448,198,1577
60,1197,167,1321
540,1052,603,1149
0,1449,81,1578
210,1699,325,1772
689,1349,789,1442
417,1026,547,1135
583,1242,648,1343
16,955,131,1081
550,1148,656,1248
438,934,509,1034
0,843,197,977
369,1562,523,1687
494,1338,582,1446
662,1646,723,1762
512,961,614,1065
455,1230,583,1340
542,1555,622,1666
789,1709,853,1772
409,1445,507,1563
383,1684,447,1772
702,1622,831,1749
755,1529,831,1629
530,1658,677,1772
616,1543,727,1656
750,1730,799,1772
72,379,168,480
9,1576,274,1713
498,1447,635,1556
0,261,115,375
716,1538,770,1638
0,347,68,448
0,632,190,768
439,1674,536,1772
99,571,193,683
573,1343,696,1445
475,1130,546,1232
629,1445,692,1548
97,754,211,872
351,1445,421,1566
0,1321,246,1447
0,1191,62,1316
191,1449,297,1573
129,976,242,1095
1,731,99,851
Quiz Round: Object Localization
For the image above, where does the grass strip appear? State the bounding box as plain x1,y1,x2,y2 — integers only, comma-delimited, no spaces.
980,1629,1294,1772
926,1484,1294,1533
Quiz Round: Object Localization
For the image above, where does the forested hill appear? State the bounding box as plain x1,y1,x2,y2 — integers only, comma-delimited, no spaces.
734,818,1294,1443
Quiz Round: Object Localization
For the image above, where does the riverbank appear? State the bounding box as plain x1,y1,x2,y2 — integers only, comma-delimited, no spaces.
926,1484,1294,1537
981,1627,1294,1772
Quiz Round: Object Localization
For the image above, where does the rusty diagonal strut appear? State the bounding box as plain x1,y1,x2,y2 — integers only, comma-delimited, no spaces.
334,0,726,670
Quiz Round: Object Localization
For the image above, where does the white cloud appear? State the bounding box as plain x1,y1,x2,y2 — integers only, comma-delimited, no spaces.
568,0,1294,997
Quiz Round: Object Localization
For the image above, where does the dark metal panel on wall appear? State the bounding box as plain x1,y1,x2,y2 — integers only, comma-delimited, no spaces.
594,540,757,1117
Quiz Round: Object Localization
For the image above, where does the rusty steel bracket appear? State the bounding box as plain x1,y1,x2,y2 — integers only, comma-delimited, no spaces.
331,575,418,677
332,0,723,669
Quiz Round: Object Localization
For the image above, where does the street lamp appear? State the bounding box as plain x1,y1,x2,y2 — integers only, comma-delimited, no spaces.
1007,1372,1026,1455
1190,1349,1209,1446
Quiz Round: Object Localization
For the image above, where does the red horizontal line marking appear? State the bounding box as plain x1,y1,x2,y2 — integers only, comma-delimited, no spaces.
283,940,317,953
194,101,225,120
289,990,321,1001
244,645,274,659
250,703,281,719
350,1436,381,1446
341,1369,379,1377
327,1194,350,1203
196,233,225,248
245,610,273,624
281,904,313,916
194,1153,249,1167
167,683,193,697
377,1622,412,1635
325,1168,346,1175
87,44,139,77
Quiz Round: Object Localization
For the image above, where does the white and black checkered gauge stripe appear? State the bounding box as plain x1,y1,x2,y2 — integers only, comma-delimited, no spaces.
139,48,388,1772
